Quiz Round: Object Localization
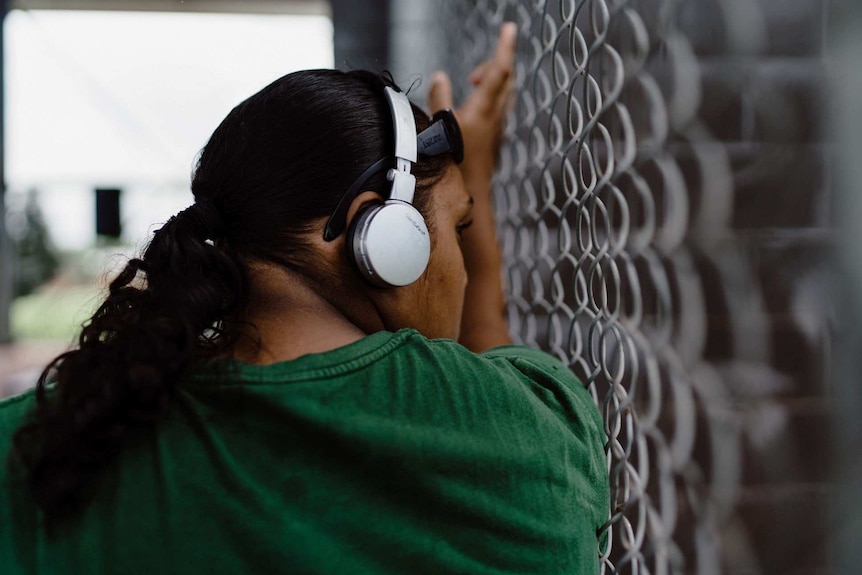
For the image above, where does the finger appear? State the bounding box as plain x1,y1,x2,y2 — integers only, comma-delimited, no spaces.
493,22,517,68
469,61,490,86
472,23,517,111
495,68,516,114
469,23,516,87
427,71,454,112
473,62,512,115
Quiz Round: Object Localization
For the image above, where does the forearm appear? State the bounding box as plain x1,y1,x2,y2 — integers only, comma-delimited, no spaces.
430,22,517,352
458,177,512,352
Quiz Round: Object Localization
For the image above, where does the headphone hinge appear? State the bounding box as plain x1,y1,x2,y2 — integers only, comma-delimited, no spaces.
387,168,416,203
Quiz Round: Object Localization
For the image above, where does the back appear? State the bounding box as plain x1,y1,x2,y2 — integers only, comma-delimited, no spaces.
1,330,608,574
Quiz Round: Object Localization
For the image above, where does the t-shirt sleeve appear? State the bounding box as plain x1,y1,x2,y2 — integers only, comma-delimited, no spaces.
480,343,610,548
481,344,590,404
482,345,575,384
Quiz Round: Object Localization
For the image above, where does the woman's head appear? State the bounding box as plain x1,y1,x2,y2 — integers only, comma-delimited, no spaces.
184,68,473,341
189,69,452,275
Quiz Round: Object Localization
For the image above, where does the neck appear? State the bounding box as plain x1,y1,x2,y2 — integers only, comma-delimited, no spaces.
229,262,372,364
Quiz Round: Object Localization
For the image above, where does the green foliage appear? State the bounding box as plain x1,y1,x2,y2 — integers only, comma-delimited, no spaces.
9,192,60,297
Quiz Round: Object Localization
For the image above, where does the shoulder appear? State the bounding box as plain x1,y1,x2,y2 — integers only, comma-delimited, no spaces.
481,343,580,389
398,330,587,394
397,331,609,525
0,389,37,433
0,389,37,461
0,390,37,485
395,331,602,431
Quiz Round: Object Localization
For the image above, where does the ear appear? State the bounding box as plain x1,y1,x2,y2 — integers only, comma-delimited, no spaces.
311,190,387,261
345,191,386,230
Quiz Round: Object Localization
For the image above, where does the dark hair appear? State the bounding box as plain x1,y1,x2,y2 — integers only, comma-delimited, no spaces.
11,69,453,522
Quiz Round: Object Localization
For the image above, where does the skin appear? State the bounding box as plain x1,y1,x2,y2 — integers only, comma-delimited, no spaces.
231,23,517,364
430,23,517,351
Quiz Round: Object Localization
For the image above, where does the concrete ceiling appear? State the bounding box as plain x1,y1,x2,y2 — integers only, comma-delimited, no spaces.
9,0,329,15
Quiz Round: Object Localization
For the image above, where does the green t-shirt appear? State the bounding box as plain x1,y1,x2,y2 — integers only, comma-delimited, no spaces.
1,329,608,574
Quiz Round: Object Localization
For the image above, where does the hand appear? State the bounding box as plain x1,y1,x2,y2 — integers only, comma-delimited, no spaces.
427,22,517,193
427,23,517,352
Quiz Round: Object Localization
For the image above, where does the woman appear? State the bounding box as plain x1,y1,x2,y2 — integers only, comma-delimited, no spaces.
1,24,608,574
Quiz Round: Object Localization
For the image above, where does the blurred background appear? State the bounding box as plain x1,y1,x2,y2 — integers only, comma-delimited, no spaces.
0,0,858,573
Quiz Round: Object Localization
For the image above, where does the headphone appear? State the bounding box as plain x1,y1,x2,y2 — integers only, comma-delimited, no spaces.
345,87,430,288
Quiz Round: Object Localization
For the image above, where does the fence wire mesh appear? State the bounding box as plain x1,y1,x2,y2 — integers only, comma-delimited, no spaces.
430,0,832,573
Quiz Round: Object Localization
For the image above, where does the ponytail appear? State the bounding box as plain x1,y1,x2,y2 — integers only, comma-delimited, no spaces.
12,199,245,521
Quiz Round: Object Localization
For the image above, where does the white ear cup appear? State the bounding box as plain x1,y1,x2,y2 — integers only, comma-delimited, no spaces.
342,88,430,288
348,201,430,288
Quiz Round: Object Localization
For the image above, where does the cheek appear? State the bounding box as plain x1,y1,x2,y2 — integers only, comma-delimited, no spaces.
422,242,467,326
441,241,467,289
444,246,468,318
428,254,464,296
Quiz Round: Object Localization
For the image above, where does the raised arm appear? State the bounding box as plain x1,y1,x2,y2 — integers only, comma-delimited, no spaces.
428,23,517,352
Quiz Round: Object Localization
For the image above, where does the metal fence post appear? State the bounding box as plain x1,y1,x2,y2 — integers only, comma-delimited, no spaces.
332,0,390,72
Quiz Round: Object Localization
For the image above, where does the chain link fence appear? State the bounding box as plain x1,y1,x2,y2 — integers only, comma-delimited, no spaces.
414,1,833,573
